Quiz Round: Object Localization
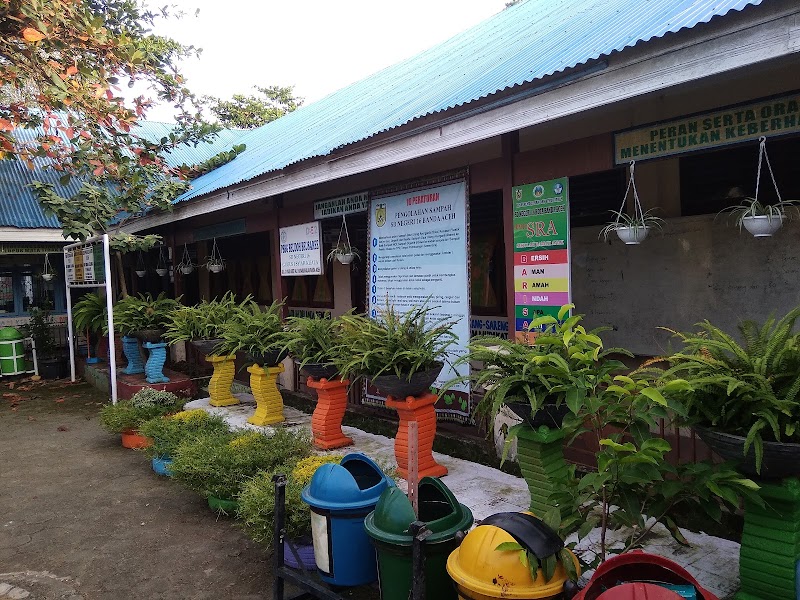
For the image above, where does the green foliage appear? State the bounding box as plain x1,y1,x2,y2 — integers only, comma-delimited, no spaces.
180,144,246,179
164,292,242,344
109,233,162,254
599,209,665,241
283,314,341,370
653,307,800,473
449,305,628,433
99,390,185,434
169,428,312,501
238,472,307,545
204,85,303,129
719,197,799,230
550,371,762,563
216,298,286,358
333,301,457,382
72,293,108,335
137,410,229,459
326,243,361,263
22,306,57,358
113,292,180,336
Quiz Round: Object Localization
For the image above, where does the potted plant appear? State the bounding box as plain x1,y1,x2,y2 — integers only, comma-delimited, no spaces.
204,238,225,273
23,306,66,379
164,292,242,356
327,243,361,265
138,409,229,476
283,314,342,380
718,197,798,237
335,302,457,398
115,292,181,344
216,298,287,367
599,208,665,245
655,306,800,478
99,388,185,448
170,427,312,514
238,454,343,569
72,293,108,363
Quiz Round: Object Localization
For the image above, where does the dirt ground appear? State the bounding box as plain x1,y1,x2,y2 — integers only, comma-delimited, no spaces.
0,377,377,600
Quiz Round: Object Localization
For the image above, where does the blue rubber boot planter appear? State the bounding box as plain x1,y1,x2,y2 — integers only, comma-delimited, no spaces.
121,336,145,375
143,342,170,384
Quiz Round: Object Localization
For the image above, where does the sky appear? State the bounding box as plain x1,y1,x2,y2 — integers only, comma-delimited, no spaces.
145,0,509,122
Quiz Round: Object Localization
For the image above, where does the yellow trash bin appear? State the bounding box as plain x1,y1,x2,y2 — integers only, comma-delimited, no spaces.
446,512,579,600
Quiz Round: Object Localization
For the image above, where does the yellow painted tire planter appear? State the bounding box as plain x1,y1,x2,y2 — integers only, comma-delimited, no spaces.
206,354,238,407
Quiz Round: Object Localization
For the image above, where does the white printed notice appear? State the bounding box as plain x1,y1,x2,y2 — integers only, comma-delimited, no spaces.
366,180,471,422
279,222,324,276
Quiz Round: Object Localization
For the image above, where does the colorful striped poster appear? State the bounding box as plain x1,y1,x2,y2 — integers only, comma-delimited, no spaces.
512,178,571,343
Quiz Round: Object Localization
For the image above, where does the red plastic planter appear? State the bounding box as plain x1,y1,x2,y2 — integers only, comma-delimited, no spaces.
385,392,447,479
307,377,353,450
574,551,719,600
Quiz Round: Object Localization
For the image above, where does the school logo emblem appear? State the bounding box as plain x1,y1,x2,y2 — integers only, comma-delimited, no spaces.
553,182,563,194
533,185,545,198
375,203,387,227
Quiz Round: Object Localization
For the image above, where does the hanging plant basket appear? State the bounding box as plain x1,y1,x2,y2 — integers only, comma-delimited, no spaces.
156,268,168,276
177,244,195,275
42,253,55,281
42,273,54,282
135,250,147,277
180,265,194,275
327,215,361,266
155,244,169,277
135,269,147,278
599,161,664,245
336,251,356,265
742,215,783,237
205,238,225,273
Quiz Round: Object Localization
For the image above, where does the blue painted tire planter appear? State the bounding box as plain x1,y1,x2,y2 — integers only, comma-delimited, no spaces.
121,336,145,375
151,456,173,477
143,341,170,384
283,538,316,570
207,496,238,516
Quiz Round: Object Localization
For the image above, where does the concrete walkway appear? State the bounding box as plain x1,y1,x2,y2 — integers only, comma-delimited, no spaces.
187,393,743,599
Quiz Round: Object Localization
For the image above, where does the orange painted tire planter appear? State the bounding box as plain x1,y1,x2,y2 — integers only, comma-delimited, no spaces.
385,392,447,479
121,428,152,449
307,377,354,450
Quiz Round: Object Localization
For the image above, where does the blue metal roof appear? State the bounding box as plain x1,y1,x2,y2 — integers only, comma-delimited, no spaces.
177,0,763,203
0,122,242,229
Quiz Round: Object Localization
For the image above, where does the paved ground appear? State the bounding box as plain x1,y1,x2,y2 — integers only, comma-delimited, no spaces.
0,378,276,599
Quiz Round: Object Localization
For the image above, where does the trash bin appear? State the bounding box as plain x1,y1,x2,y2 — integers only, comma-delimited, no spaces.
446,512,580,600
301,452,394,586
0,327,26,376
364,476,474,600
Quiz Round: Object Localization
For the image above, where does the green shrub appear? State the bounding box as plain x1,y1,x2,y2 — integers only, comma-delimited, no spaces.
137,409,229,459
99,389,185,434
170,428,312,501
216,298,286,358
283,314,341,370
114,293,181,336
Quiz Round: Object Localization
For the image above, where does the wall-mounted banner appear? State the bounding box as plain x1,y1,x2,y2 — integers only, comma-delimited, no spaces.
614,92,800,164
365,180,471,422
512,177,571,343
313,192,369,220
279,222,324,276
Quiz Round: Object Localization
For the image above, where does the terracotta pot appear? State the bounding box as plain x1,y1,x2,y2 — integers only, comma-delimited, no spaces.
120,428,152,449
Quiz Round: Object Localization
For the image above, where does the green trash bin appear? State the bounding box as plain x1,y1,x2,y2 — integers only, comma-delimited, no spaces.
364,476,473,600
0,327,27,376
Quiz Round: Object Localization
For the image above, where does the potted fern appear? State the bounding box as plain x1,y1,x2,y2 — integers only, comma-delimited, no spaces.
283,314,342,380
164,292,240,356
115,292,181,344
656,306,800,478
216,298,287,367
73,293,108,363
335,302,457,398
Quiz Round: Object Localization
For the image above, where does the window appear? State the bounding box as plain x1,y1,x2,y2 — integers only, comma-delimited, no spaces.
0,266,65,315
681,135,800,216
470,191,506,316
21,273,56,311
569,169,627,227
0,275,13,313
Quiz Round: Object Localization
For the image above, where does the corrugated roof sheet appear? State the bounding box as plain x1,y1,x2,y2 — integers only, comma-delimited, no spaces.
177,0,763,203
0,122,243,229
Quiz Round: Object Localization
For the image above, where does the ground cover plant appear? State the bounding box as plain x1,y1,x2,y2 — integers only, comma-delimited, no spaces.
99,389,184,433
137,409,229,459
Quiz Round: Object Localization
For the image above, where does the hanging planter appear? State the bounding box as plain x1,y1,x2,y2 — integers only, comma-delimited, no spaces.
719,137,798,238
155,244,169,276
327,215,361,265
204,238,225,273
135,250,147,278
599,161,664,245
177,244,195,275
41,253,55,281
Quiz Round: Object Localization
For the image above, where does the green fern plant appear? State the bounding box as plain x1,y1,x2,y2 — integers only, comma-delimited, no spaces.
283,314,342,370
164,292,241,344
216,298,286,358
73,293,108,335
114,292,181,336
656,306,800,473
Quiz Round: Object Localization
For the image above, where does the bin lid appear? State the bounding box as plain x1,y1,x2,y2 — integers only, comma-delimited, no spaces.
0,327,23,341
364,477,473,545
446,513,579,600
597,583,684,600
301,452,394,511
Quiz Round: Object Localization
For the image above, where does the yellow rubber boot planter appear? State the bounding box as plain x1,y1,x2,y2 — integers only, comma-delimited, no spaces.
207,354,238,407
247,363,285,426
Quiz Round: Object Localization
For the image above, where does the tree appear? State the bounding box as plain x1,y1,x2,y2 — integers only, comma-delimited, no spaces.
1,0,227,296
204,85,303,129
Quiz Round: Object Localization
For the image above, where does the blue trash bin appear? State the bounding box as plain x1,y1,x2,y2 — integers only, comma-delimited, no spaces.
301,452,394,586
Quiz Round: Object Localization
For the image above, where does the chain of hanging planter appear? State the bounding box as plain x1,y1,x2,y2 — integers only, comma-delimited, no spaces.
721,136,795,238
327,214,361,265
177,243,195,275
156,244,169,277
135,250,147,277
205,238,225,273
42,253,55,281
599,160,665,245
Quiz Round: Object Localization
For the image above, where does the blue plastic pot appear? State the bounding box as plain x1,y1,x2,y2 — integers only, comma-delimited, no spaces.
151,455,173,477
